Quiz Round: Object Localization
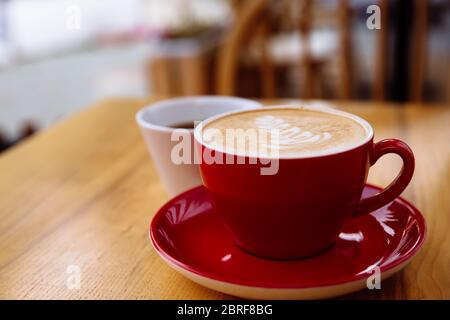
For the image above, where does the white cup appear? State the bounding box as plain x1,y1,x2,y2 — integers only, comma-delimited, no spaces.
136,96,262,196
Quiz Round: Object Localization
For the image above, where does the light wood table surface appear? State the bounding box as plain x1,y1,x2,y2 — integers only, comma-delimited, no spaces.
0,96,449,299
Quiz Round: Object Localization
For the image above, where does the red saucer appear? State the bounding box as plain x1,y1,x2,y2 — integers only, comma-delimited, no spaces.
150,184,426,299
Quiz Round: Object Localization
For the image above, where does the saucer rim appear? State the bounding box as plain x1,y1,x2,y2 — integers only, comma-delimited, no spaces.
155,251,411,299
150,184,426,289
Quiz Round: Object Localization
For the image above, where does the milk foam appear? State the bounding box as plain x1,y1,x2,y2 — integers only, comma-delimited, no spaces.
201,108,369,157
254,115,332,150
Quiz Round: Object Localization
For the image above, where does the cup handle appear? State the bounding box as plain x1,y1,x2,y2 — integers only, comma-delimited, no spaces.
355,139,415,217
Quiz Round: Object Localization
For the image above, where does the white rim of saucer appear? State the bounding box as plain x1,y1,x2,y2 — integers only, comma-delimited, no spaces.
154,248,412,300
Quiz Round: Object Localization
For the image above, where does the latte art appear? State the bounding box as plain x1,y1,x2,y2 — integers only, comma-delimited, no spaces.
254,115,332,150
202,108,369,157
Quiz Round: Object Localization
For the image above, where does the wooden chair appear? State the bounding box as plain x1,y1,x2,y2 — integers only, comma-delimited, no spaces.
409,0,428,102
219,0,429,102
373,0,428,102
216,0,352,99
372,0,389,101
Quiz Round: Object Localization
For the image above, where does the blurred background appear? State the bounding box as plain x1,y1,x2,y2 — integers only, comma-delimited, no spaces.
0,0,449,152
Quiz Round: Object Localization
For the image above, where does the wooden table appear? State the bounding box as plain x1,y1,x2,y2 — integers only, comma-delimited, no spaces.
0,97,449,299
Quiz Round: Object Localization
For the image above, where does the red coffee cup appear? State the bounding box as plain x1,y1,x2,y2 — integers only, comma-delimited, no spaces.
194,106,415,259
